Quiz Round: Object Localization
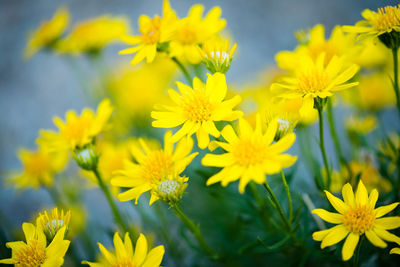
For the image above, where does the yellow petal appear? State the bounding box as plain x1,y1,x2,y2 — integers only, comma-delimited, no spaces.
98,243,116,264
374,227,400,245
196,124,210,149
142,245,165,267
355,180,368,206
133,234,148,266
206,72,227,103
342,233,359,261
324,191,348,214
374,203,399,218
321,224,349,248
374,217,400,230
365,230,387,248
312,228,332,241
312,209,343,224
390,247,400,254
368,189,379,209
113,232,127,259
22,223,36,242
201,153,234,167
342,183,355,208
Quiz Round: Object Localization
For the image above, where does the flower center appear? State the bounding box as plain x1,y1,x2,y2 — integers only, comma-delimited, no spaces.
139,16,161,44
177,25,198,44
158,179,181,197
15,240,46,267
141,150,173,183
111,258,135,267
181,90,213,122
233,140,268,167
370,6,400,32
342,204,375,234
25,152,50,176
298,69,329,94
62,116,92,145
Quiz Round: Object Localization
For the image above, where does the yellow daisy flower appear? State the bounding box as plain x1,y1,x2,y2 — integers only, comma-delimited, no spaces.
38,99,113,152
202,115,297,193
111,131,197,205
82,232,164,267
151,73,243,149
312,180,400,261
119,0,177,65
0,223,70,266
271,54,359,117
24,6,70,59
37,207,71,241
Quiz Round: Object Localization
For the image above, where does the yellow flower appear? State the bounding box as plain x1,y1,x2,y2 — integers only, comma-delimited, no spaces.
111,131,197,205
37,207,71,241
198,35,237,74
271,54,359,117
202,115,297,193
24,7,70,59
312,180,400,261
151,73,243,149
57,16,129,54
38,99,113,152
8,144,68,190
169,4,226,64
355,38,390,68
119,0,177,65
345,115,377,135
0,223,70,266
83,232,164,267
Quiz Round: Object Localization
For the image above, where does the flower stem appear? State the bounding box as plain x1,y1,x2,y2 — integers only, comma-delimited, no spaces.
172,203,219,260
263,182,291,231
391,48,400,119
171,57,192,85
317,103,331,189
353,236,363,267
280,171,292,223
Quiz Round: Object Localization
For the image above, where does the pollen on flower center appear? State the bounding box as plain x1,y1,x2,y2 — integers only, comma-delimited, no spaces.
298,70,329,94
111,258,135,267
15,240,46,267
181,90,213,122
62,117,91,143
158,179,181,196
141,151,173,183
342,204,375,234
140,16,161,44
370,6,400,31
233,140,268,167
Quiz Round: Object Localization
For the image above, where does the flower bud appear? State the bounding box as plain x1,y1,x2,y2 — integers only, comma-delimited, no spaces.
155,176,188,204
73,145,99,171
37,207,71,242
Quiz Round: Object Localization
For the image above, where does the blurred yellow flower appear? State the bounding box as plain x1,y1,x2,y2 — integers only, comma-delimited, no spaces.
57,16,129,54
119,0,177,65
345,115,377,135
24,7,70,59
83,232,164,267
37,207,71,241
38,99,113,152
355,38,390,68
111,131,197,205
272,54,359,117
169,4,226,64
152,73,243,149
202,115,297,193
0,223,70,266
312,180,400,261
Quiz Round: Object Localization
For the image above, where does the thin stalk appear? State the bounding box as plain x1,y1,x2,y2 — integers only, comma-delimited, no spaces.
263,182,291,231
353,236,363,267
248,183,272,231
391,48,400,118
280,171,292,223
172,204,218,260
171,57,192,84
317,105,331,189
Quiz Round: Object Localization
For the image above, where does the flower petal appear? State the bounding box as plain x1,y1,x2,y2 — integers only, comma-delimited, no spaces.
342,183,355,208
324,191,348,214
365,230,387,248
321,224,349,248
374,203,399,218
355,180,368,206
133,234,148,266
342,233,359,261
374,217,400,230
312,209,343,224
373,227,400,245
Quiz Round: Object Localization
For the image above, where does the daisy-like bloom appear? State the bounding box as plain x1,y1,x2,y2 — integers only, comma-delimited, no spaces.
169,3,226,64
56,16,129,55
198,35,237,74
345,115,377,135
37,207,71,241
312,180,400,261
201,115,297,193
83,232,164,267
38,99,113,153
119,0,177,65
151,73,243,149
111,131,197,205
0,223,70,266
24,7,69,59
271,54,359,117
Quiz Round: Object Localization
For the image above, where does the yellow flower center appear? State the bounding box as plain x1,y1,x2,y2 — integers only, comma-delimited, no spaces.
14,240,46,267
342,204,375,234
177,25,198,44
111,258,135,267
298,69,329,94
139,16,161,44
25,152,50,176
61,116,92,145
141,150,173,183
370,6,400,32
233,140,268,167
181,90,213,122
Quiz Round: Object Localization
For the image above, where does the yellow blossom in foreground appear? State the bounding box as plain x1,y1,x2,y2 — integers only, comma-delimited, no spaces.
312,180,400,261
38,99,113,152
37,207,71,241
345,115,377,135
111,131,197,205
271,54,359,117
0,223,70,266
83,232,164,267
152,73,243,149
24,7,70,59
202,115,297,193
57,16,129,54
119,0,177,65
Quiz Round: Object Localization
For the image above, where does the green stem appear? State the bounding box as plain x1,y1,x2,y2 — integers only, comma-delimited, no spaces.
317,104,331,189
172,204,218,260
391,48,400,119
248,183,272,231
280,171,292,223
171,57,192,85
353,236,363,267
263,182,291,231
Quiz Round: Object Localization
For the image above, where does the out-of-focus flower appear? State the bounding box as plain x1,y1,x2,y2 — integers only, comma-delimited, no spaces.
37,207,71,241
355,38,390,68
202,115,297,193
312,180,400,261
57,16,129,55
119,0,177,65
345,115,377,135
272,54,359,117
0,223,70,266
169,4,226,64
198,35,237,74
24,7,70,59
378,132,400,175
152,73,243,149
111,131,197,205
38,99,113,153
83,232,164,267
